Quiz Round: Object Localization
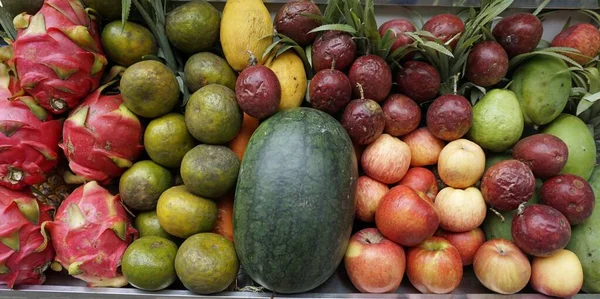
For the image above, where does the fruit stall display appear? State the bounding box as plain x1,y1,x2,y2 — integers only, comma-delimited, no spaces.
1,0,600,297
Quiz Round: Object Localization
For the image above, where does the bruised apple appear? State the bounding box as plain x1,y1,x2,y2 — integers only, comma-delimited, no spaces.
355,176,390,223
361,134,411,184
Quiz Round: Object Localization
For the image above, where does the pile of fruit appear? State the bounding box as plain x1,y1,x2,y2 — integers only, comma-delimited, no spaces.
0,0,600,296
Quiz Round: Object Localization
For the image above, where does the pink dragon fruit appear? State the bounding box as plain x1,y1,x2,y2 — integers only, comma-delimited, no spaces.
59,83,143,184
0,186,55,288
10,0,107,114
43,181,137,287
0,56,63,190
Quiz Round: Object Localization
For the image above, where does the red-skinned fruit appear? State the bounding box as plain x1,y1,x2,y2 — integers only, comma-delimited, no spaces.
473,239,531,295
355,176,389,223
512,204,571,257
396,61,441,103
426,94,472,141
382,94,421,137
540,174,595,225
422,14,465,49
480,160,535,211
401,127,445,167
434,187,487,233
397,167,439,202
60,83,144,185
406,236,463,294
348,55,392,103
0,187,54,288
511,133,568,179
274,0,322,47
492,13,543,57
375,185,440,247
341,96,385,145
309,69,352,114
436,228,486,266
466,41,509,87
44,181,138,287
344,228,406,293
235,65,281,119
552,23,600,65
10,0,108,114
312,31,357,72
378,19,417,54
361,134,411,184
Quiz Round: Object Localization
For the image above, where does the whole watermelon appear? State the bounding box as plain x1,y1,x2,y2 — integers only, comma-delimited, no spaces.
234,107,358,294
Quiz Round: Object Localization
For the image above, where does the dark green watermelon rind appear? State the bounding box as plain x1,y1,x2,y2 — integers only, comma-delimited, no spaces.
233,107,358,294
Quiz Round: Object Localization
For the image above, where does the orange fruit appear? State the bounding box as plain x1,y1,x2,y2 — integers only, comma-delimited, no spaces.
228,113,260,161
212,193,234,242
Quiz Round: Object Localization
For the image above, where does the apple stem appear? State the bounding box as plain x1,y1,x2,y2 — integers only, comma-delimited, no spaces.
356,83,365,100
489,207,505,222
247,50,258,67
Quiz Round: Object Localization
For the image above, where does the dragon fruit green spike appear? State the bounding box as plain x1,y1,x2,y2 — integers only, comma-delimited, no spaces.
0,186,55,288
60,83,144,184
43,181,138,287
10,0,107,114
0,59,63,190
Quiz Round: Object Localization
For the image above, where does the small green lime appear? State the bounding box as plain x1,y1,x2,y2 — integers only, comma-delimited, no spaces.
101,21,157,67
144,113,196,168
180,144,240,199
467,89,524,152
184,52,237,92
156,185,218,238
119,160,173,211
121,236,178,291
135,211,177,241
165,0,221,54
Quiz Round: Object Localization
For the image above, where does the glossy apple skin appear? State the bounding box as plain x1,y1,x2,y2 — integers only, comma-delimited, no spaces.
375,185,440,247
492,13,543,57
437,228,486,266
426,94,472,141
345,228,406,293
531,249,583,297
437,139,486,189
397,167,438,202
465,41,509,87
434,187,487,233
396,61,441,103
355,176,390,223
540,174,595,225
422,14,465,49
379,19,417,52
481,159,536,211
512,204,572,257
473,239,531,294
406,236,463,294
361,134,411,184
349,55,393,103
512,133,568,179
382,94,421,137
552,23,600,65
401,127,445,167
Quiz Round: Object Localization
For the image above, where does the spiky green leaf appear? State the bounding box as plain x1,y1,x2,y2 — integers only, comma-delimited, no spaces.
577,92,600,115
121,0,132,28
533,0,552,16
308,24,357,35
0,5,16,40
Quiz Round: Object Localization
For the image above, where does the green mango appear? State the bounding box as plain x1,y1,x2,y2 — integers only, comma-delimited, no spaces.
542,114,596,180
567,165,600,293
510,56,572,126
482,179,542,242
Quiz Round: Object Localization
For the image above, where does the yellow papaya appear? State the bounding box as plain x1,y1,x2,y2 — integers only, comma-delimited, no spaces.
267,51,307,111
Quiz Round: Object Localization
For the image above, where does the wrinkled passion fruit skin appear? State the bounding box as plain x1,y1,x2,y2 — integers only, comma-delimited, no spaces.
396,61,441,103
540,174,595,225
426,94,472,141
512,204,571,257
342,99,385,145
422,14,465,49
552,23,600,65
348,55,392,103
235,65,281,119
492,13,543,58
274,0,322,47
312,31,357,72
512,133,568,179
378,19,417,52
466,41,509,87
382,94,421,137
309,69,353,114
481,160,536,211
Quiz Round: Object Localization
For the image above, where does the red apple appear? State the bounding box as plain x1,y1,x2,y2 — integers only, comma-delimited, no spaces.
345,228,406,293
355,176,390,222
397,167,438,202
551,23,600,65
375,185,440,247
378,19,417,53
531,249,583,297
437,228,486,266
361,134,411,184
382,94,421,137
437,139,486,189
401,127,445,167
406,236,463,294
422,14,465,49
434,187,487,233
473,239,531,294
